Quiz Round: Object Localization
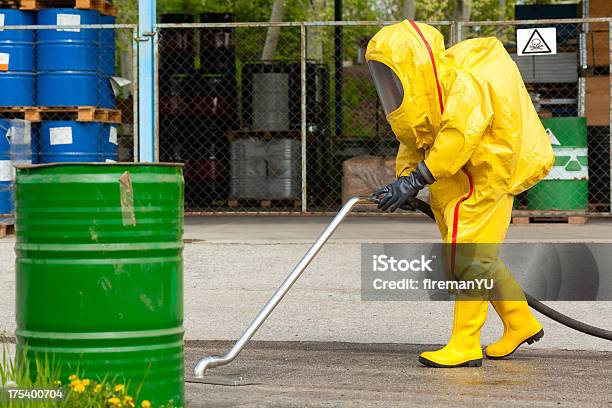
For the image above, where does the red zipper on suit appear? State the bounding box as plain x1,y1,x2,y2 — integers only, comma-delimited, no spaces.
407,20,445,115
450,169,474,276
407,19,474,275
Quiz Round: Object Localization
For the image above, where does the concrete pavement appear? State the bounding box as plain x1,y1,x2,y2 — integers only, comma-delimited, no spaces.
1,217,611,351
183,215,612,243
2,216,612,407
184,341,612,408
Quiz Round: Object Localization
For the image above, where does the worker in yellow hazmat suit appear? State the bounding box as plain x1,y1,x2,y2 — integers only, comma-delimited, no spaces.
366,20,555,367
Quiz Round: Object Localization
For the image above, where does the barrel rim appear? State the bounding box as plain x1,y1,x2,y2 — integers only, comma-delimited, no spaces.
16,162,184,169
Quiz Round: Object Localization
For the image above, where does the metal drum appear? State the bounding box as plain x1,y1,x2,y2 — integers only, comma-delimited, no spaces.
37,9,99,71
15,163,185,407
159,14,194,73
0,71,35,106
98,14,116,108
199,12,235,74
102,123,118,162
38,70,98,106
39,121,103,163
231,137,300,200
527,117,588,210
37,9,99,106
0,119,33,214
99,14,115,75
0,10,35,106
0,120,12,214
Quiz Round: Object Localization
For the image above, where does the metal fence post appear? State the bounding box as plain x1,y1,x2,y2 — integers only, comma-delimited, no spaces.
132,27,139,162
456,20,463,43
609,20,612,213
154,24,160,162
137,0,156,162
300,23,308,213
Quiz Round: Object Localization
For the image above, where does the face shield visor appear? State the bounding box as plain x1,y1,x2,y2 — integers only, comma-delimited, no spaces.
367,60,405,117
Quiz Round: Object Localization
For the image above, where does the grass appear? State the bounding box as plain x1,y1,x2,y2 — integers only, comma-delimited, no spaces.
0,333,173,408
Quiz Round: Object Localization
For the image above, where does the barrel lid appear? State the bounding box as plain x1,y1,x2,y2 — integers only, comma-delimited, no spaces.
15,162,184,169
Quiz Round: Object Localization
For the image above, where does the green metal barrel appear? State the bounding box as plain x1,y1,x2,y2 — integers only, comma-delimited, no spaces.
527,117,588,211
15,163,185,407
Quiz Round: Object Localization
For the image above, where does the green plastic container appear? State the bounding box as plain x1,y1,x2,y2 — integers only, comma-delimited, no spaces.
15,163,185,407
527,117,588,211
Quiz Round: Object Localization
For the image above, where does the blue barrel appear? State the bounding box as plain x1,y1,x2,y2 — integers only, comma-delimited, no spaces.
37,9,99,71
37,9,99,107
97,75,115,108
98,15,116,108
38,71,97,106
39,121,103,163
0,120,12,214
102,123,118,161
0,10,35,106
30,122,39,164
99,15,115,75
0,72,35,106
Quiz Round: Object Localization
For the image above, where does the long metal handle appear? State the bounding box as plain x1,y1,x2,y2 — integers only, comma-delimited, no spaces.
194,196,375,377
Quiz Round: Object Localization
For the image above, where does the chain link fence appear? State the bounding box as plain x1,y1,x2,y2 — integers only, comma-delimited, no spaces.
155,18,611,216
0,21,137,163
0,18,137,218
459,18,611,215
156,19,304,212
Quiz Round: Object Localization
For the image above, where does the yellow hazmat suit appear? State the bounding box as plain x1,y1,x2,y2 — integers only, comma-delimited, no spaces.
366,21,554,367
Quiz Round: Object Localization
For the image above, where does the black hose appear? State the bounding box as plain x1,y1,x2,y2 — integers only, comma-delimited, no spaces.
523,293,612,341
403,197,612,342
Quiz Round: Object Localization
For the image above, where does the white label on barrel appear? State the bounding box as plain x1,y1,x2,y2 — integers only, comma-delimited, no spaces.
109,126,118,145
57,14,81,32
545,147,588,180
50,127,73,145
0,53,8,71
0,14,5,31
0,161,12,182
105,159,116,163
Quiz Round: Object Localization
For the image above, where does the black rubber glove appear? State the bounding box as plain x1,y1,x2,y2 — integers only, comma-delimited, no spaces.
374,162,434,212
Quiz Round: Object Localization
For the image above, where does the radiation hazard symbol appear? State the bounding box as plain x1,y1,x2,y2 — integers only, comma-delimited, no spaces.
517,28,557,56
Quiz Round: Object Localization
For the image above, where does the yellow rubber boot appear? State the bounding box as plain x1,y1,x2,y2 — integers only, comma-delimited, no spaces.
419,299,488,368
485,300,544,359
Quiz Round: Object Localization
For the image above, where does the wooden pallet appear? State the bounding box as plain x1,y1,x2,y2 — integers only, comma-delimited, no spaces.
10,0,117,16
512,212,589,225
227,198,302,209
0,0,21,9
0,223,15,238
0,106,122,124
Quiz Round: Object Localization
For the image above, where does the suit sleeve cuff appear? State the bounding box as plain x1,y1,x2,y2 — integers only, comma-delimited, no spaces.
417,161,436,184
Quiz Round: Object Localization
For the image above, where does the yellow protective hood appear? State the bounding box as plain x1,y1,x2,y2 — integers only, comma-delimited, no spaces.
366,22,553,197
365,20,446,150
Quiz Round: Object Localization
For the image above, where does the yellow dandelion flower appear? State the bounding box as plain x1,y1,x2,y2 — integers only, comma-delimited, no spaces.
94,383,103,393
108,396,122,406
82,379,90,386
141,400,151,408
68,374,78,381
123,395,135,407
53,380,62,386
114,384,125,393
72,380,86,393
